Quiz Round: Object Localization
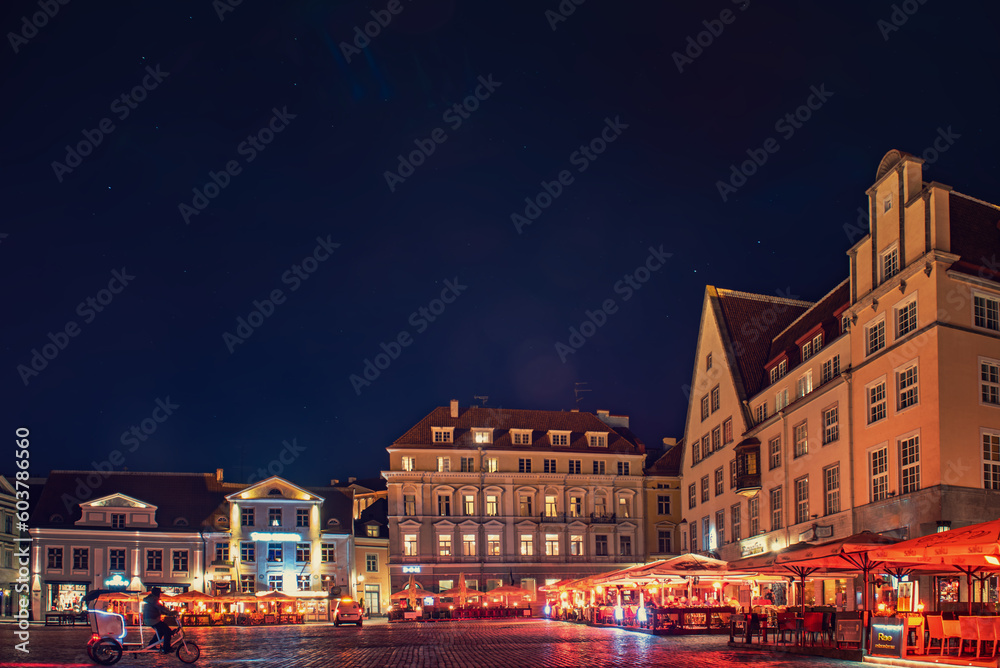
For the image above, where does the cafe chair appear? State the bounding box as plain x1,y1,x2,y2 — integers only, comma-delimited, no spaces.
802,612,824,646
959,617,980,656
927,615,960,655
976,617,997,658
776,612,799,644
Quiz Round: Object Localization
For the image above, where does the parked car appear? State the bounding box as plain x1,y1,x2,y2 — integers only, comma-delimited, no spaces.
334,597,363,627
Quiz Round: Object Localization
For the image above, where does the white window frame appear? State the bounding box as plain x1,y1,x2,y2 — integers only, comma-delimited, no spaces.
984,429,1000,490
485,457,499,472
510,429,532,445
438,534,452,557
775,388,789,412
896,360,919,411
768,436,781,470
585,432,607,448
793,421,808,458
487,534,501,556
550,430,572,446
796,370,813,399
867,376,887,425
436,456,451,472
973,291,1000,332
895,294,918,338
899,431,920,495
869,444,889,502
824,464,840,515
821,355,841,384
866,316,886,357
880,244,899,283
822,405,839,445
401,456,415,471
794,476,809,525
432,427,455,444
519,534,534,556
471,428,493,444
981,357,1000,407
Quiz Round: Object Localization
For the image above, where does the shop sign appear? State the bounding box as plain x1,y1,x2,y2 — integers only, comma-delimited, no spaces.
740,536,767,557
836,619,862,644
869,617,904,658
402,565,421,573
104,574,128,590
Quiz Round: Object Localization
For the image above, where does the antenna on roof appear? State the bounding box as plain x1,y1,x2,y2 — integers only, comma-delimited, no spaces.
574,382,591,406
473,395,489,406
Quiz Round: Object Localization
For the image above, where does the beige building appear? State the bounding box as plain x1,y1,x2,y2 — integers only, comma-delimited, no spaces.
678,150,1000,607
383,401,646,600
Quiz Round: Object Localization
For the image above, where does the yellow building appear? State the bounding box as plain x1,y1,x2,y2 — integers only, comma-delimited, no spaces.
383,401,647,599
643,440,682,561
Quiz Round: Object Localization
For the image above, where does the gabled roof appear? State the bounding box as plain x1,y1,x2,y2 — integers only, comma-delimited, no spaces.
712,288,813,399
391,406,644,454
763,280,850,375
303,486,355,535
645,445,681,477
30,471,243,530
354,497,388,539
225,476,323,502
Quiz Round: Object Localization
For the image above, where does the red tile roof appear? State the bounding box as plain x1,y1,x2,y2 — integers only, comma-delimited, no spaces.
713,289,812,399
645,444,681,476
391,406,644,454
764,280,850,376
948,192,1000,281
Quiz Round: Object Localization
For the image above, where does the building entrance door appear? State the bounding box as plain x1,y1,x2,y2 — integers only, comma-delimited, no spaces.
364,584,380,615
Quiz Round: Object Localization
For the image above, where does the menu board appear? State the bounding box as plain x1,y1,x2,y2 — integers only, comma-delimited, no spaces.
869,617,904,658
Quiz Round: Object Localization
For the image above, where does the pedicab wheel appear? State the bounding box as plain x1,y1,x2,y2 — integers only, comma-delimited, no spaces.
177,641,201,664
91,638,122,665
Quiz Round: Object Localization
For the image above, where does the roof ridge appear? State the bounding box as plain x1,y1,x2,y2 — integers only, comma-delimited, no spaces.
951,190,1000,212
48,470,217,477
770,278,850,344
715,288,814,309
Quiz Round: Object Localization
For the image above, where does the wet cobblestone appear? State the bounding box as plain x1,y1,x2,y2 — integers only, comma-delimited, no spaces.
0,618,858,667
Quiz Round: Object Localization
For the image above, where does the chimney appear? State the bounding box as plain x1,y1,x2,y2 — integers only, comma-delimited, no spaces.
330,479,339,485
348,476,356,484
450,399,459,418
597,410,610,419
215,468,224,483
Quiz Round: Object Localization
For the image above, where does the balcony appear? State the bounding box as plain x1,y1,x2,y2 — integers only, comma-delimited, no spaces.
735,474,761,495
734,438,762,497
590,513,617,524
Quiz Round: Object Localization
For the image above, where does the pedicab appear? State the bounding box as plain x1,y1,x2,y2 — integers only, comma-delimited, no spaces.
83,590,201,665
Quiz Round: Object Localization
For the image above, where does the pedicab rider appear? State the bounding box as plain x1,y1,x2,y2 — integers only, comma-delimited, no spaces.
142,588,173,653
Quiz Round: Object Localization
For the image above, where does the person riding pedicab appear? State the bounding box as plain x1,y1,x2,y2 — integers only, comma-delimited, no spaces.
142,588,173,653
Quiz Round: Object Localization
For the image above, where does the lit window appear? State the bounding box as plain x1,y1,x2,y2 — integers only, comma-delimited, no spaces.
570,496,582,517
403,535,417,557
796,371,813,399
519,535,533,556
545,534,559,556
487,534,501,556
438,535,452,556
404,494,416,516
473,430,491,444
519,495,532,517
486,495,498,516
570,534,583,556
401,456,415,471
775,389,788,412
267,543,282,562
437,457,451,472
462,535,476,556
268,508,281,527
366,525,379,537
485,457,498,473
463,495,475,516
545,495,558,517
618,497,630,519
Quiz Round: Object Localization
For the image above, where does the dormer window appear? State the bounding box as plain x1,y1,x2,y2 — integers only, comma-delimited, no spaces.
779,359,787,376
366,525,379,537
801,333,823,361
768,358,788,385
432,427,454,444
549,431,571,446
511,429,532,445
586,432,608,448
472,428,493,444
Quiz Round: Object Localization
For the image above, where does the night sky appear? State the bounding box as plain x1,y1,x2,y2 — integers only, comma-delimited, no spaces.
5,0,1000,485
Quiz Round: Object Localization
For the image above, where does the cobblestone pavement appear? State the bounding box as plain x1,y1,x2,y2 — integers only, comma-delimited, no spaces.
0,618,858,667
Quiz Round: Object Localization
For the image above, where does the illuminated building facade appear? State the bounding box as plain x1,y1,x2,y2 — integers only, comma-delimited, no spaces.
383,401,646,599
352,492,389,615
0,476,21,618
642,441,682,561
678,150,1000,606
